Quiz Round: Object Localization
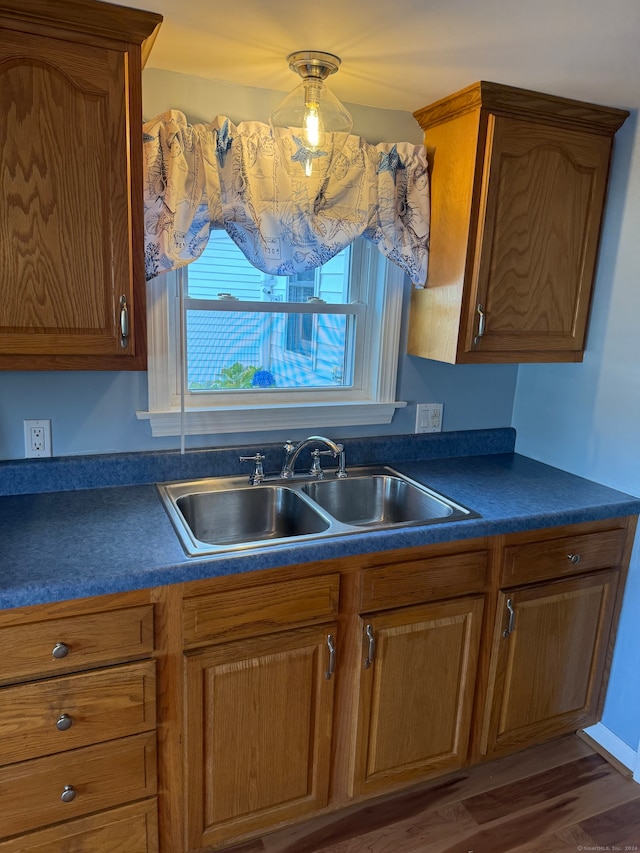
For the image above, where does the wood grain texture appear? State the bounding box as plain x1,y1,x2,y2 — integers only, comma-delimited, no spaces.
360,549,489,611
0,0,162,45
0,0,160,370
0,731,156,839
0,798,158,853
182,573,340,648
0,603,154,684
0,659,156,764
414,80,629,133
186,624,337,850
468,115,611,356
218,736,640,853
408,81,627,365
482,570,618,758
352,596,484,798
502,525,627,586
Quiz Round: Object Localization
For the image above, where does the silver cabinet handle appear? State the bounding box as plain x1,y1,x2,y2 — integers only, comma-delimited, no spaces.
473,304,486,345
52,642,69,659
119,295,129,347
60,785,76,803
568,553,581,564
56,713,73,732
325,634,336,680
502,597,516,638
364,623,375,669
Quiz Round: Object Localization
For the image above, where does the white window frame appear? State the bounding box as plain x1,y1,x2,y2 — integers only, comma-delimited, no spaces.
137,239,407,437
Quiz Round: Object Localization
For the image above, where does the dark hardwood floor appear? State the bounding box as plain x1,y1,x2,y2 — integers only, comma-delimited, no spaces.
221,735,640,853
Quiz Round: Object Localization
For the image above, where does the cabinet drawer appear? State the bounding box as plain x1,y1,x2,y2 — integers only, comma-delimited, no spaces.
0,798,158,853
0,732,156,840
0,605,154,685
501,528,627,586
183,573,340,647
360,550,489,612
0,660,156,765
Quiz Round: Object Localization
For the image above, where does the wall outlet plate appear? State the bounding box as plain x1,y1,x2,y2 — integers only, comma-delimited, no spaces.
24,419,52,458
415,403,443,433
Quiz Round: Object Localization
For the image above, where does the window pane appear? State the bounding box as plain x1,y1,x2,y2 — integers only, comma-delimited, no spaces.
186,309,354,390
186,231,352,305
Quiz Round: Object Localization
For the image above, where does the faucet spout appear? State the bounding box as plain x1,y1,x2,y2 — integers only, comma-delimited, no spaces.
280,435,347,479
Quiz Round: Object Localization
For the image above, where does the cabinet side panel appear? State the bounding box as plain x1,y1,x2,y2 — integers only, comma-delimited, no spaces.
408,110,480,363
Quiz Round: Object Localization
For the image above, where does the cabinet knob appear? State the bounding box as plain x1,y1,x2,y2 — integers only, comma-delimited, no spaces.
60,785,76,803
56,713,73,732
567,553,581,564
52,642,70,659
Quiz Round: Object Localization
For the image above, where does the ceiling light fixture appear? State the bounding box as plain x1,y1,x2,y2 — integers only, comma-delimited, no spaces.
269,50,353,178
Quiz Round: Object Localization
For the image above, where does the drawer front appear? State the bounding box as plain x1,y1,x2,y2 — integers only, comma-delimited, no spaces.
183,573,340,647
0,660,156,765
502,528,627,586
0,605,154,685
0,798,158,853
360,550,489,612
0,732,156,840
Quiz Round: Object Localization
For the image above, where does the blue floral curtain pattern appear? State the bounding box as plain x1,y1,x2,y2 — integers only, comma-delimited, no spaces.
142,110,429,286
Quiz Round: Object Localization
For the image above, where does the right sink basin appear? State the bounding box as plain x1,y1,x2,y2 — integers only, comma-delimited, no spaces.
302,473,462,527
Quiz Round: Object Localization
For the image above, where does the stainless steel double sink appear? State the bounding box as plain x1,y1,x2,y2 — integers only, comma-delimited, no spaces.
158,466,479,557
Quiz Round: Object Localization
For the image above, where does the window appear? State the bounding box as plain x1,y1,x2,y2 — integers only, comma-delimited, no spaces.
140,232,407,437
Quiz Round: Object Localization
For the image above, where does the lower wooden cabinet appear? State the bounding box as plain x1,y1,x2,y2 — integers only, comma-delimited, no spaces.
0,591,158,852
150,518,634,852
481,570,619,758
352,595,484,796
1,518,625,852
185,623,338,851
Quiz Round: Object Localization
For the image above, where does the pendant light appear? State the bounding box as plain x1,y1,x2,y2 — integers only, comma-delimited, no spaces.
269,50,353,179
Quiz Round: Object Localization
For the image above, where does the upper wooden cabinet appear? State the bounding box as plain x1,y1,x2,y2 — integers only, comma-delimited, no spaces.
0,0,162,370
408,81,629,364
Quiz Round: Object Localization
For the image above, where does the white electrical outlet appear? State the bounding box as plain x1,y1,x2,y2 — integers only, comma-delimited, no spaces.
24,419,52,458
415,403,443,434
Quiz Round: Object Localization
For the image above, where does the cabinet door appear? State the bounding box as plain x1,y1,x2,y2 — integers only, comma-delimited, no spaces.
353,596,484,798
466,115,611,359
0,26,144,368
185,623,337,851
482,570,618,758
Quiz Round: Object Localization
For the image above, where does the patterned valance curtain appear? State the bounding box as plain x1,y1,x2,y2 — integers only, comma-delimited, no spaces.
142,110,430,286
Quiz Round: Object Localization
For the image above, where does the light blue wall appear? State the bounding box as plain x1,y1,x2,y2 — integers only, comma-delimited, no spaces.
513,112,640,753
0,70,518,460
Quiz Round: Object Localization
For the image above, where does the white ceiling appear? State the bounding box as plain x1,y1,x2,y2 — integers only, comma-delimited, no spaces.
122,0,640,113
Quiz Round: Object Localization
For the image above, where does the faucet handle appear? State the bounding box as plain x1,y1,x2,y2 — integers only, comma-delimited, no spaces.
239,452,265,484
309,448,334,477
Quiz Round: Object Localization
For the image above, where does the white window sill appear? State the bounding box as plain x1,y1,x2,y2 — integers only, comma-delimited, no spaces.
136,400,407,437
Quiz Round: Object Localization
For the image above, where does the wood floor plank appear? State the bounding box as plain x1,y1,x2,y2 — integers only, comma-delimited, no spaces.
461,753,609,824
580,798,640,846
256,736,594,853
218,737,640,853
507,823,597,853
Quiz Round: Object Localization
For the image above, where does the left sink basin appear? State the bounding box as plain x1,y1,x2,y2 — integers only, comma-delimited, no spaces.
159,480,331,556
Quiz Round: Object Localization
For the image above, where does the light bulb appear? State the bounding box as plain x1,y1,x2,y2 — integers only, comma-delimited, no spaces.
302,82,324,151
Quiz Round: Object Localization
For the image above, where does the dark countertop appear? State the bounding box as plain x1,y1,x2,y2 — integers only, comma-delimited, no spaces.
2,434,639,611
